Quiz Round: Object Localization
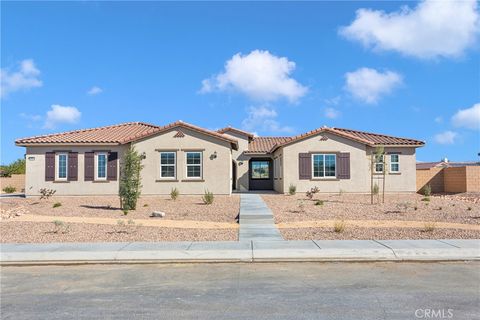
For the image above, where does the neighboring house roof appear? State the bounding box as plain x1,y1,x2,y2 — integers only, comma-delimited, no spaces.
416,161,480,170
270,126,425,152
217,127,254,139
15,121,239,149
246,137,292,154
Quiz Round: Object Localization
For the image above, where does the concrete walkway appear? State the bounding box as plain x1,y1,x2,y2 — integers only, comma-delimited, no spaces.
1,239,479,265
239,194,283,241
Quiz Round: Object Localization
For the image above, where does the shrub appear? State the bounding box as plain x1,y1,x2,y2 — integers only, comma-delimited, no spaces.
297,200,305,213
2,186,16,193
52,202,62,208
122,209,129,216
315,200,324,206
119,147,143,210
423,184,432,197
0,159,26,177
202,190,214,205
421,197,430,202
334,220,346,233
52,220,69,234
306,186,320,200
372,183,379,196
143,204,149,207
423,222,436,232
288,184,296,195
39,188,56,200
170,187,179,201
396,202,410,212
467,207,472,211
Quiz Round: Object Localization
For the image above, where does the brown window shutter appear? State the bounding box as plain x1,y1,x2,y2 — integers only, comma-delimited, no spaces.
337,152,350,179
107,152,118,181
84,152,94,181
68,152,78,181
298,153,312,180
45,152,55,181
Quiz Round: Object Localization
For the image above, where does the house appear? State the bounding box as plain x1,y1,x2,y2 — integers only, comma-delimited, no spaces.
15,121,425,196
416,160,480,193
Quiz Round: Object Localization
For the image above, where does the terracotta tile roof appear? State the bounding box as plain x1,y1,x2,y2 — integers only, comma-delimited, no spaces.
15,122,160,145
16,121,239,149
270,126,425,152
246,137,292,153
217,127,254,138
416,161,480,170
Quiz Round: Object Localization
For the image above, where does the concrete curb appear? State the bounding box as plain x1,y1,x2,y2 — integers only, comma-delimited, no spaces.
1,239,479,266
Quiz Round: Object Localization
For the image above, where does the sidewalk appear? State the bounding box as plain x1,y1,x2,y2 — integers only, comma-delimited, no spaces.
239,194,283,241
1,239,478,265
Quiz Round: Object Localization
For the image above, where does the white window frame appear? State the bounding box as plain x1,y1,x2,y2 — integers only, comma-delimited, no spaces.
55,152,68,181
311,153,336,179
185,151,202,179
374,154,384,173
390,154,400,173
159,152,176,179
279,156,283,179
95,152,108,181
273,158,279,179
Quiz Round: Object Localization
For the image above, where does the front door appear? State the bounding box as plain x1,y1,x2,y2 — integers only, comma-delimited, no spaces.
249,158,273,190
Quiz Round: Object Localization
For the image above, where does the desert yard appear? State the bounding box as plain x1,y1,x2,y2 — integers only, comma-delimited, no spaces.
262,192,480,240
0,195,240,243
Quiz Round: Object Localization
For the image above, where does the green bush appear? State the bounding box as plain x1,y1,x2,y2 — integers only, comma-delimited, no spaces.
119,147,143,210
315,200,324,206
423,184,432,197
0,159,26,177
52,202,62,208
2,186,16,193
372,183,379,196
202,190,214,205
170,187,179,201
421,197,430,202
288,184,296,195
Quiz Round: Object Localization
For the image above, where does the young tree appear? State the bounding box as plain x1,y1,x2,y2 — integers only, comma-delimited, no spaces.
371,146,386,204
119,147,143,210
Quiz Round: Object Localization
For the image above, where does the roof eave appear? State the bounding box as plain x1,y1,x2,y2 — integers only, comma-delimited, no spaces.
15,142,122,147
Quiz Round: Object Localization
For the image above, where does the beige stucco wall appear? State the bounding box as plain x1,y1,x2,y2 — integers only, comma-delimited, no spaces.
132,127,232,195
24,145,127,196
280,132,417,193
273,148,284,193
221,131,251,191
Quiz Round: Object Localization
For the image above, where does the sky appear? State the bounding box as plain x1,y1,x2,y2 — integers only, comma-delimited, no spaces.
1,1,479,164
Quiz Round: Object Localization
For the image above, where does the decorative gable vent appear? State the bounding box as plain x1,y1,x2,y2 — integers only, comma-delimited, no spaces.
319,135,329,141
173,130,185,138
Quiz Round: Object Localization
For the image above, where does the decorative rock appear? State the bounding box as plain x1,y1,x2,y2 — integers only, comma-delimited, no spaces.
150,211,166,218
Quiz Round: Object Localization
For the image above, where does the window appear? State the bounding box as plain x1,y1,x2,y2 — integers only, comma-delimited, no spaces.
390,154,400,173
374,154,384,173
56,153,68,180
186,152,202,178
160,152,176,178
96,152,108,180
273,158,279,179
312,154,336,178
251,161,269,179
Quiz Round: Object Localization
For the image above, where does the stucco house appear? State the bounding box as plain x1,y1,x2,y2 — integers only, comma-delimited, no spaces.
16,121,424,196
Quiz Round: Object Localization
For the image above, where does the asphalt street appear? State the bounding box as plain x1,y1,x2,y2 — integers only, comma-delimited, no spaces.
1,262,479,319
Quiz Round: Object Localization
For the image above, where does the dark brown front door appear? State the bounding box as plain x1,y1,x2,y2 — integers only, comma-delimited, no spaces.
249,158,273,190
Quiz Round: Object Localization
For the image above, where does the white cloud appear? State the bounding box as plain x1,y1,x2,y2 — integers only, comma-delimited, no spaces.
19,113,42,122
1,59,42,98
324,107,340,119
340,0,480,59
324,96,341,106
241,105,294,134
434,116,443,124
452,103,480,130
344,68,402,104
434,131,458,145
200,50,307,103
43,104,81,129
87,86,103,95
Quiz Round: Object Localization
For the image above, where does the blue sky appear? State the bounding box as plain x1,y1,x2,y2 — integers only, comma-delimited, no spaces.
1,1,479,164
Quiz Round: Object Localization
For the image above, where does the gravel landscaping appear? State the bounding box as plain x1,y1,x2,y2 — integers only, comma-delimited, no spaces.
263,192,480,240
0,221,237,243
0,195,240,243
1,195,240,222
